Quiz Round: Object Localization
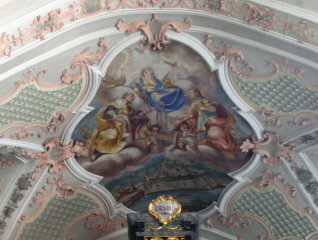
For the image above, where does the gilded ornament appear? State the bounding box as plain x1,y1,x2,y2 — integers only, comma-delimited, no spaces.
144,237,185,240
147,195,182,231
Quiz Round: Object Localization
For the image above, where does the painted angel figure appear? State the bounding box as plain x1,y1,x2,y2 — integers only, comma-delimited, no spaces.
144,124,168,153
89,93,149,159
173,88,237,153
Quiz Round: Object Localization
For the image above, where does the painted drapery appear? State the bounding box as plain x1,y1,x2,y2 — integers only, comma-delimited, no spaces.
128,67,186,113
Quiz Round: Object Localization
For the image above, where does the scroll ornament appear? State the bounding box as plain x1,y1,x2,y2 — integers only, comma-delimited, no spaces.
117,14,191,50
240,133,300,170
26,138,86,179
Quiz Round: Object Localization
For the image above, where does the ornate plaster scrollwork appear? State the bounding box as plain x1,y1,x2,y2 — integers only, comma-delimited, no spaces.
208,33,318,129
289,20,318,45
43,111,66,136
205,35,278,78
0,1,98,58
2,0,318,58
85,212,127,233
27,9,65,41
117,14,191,50
261,107,314,129
0,76,69,139
2,110,66,140
12,169,125,240
257,169,297,198
162,0,201,9
25,138,86,179
106,0,146,11
207,36,318,127
0,38,108,139
0,146,25,156
78,0,104,17
0,173,32,235
243,2,276,32
61,37,108,85
0,158,17,194
296,165,318,207
206,213,251,229
0,158,17,169
0,33,12,57
18,174,74,224
240,132,300,170
256,58,318,128
27,174,74,209
226,169,318,240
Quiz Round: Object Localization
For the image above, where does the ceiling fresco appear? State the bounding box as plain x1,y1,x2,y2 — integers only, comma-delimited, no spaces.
2,0,318,240
72,41,254,212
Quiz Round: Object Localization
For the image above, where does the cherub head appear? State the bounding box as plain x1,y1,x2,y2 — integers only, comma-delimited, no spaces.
178,121,190,132
149,124,161,133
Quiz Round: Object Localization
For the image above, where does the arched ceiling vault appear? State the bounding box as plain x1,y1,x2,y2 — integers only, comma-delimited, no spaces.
1,1,318,240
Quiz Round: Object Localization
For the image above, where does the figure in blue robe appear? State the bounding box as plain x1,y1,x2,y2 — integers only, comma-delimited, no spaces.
128,67,186,114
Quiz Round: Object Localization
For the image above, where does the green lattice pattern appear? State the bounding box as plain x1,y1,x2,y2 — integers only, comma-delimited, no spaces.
235,75,318,113
0,79,82,129
19,193,99,240
233,189,315,239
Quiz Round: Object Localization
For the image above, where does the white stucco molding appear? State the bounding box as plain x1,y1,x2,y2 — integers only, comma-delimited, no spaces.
251,0,318,23
62,31,221,221
0,156,29,211
201,225,237,240
2,165,49,240
62,29,266,222
281,154,318,214
0,139,44,152
2,8,318,75
0,0,69,31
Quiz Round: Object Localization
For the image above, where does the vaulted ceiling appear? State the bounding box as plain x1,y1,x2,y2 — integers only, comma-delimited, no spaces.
1,0,318,240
